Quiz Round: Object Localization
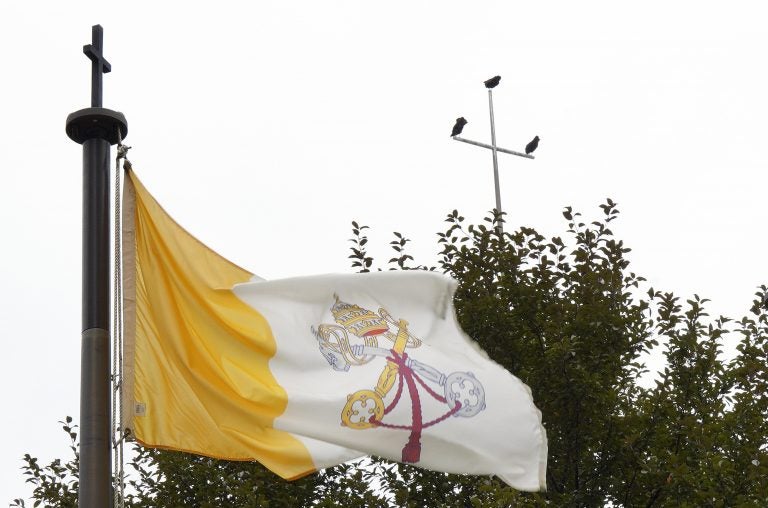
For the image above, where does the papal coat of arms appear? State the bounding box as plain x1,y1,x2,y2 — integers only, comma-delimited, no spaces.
312,295,486,463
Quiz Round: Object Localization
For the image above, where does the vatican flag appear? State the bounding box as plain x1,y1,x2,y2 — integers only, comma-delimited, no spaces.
122,169,548,491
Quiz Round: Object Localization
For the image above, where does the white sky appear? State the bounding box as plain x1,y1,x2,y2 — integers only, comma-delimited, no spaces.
1,1,766,502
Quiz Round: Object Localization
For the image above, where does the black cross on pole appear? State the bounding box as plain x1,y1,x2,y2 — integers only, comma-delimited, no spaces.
84,25,111,108
65,24,128,508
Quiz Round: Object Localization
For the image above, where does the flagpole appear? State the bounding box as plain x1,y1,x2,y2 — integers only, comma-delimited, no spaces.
488,89,503,234
65,25,127,508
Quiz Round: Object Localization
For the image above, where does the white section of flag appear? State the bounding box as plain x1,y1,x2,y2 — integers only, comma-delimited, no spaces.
233,271,547,491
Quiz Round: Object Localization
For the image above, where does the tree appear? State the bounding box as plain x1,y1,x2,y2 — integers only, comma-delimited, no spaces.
15,203,768,507
11,418,78,508
345,203,768,506
125,446,321,507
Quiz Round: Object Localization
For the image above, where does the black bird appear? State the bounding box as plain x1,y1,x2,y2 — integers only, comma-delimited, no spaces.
525,136,540,155
451,117,468,137
484,75,501,89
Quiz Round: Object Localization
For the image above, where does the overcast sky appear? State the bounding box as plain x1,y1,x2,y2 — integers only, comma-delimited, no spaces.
1,1,766,502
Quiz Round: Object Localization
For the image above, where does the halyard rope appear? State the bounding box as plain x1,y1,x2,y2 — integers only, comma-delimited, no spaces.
113,130,129,508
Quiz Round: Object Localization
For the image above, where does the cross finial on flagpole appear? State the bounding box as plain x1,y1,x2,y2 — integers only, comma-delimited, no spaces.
450,76,537,235
83,25,111,108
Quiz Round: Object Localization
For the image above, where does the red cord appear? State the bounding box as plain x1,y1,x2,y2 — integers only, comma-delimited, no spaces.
368,350,464,463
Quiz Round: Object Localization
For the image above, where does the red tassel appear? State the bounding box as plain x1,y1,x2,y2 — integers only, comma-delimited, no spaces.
401,438,422,463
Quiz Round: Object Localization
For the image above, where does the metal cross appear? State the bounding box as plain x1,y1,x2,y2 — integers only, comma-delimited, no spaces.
452,85,534,234
83,25,111,108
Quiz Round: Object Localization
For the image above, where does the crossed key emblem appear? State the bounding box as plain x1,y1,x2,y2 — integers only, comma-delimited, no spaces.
313,296,486,463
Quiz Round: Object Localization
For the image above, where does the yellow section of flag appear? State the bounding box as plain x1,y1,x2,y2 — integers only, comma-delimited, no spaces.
122,170,316,479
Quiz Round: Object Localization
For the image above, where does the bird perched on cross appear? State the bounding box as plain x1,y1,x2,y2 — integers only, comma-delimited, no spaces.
525,136,540,155
484,76,501,89
450,117,468,137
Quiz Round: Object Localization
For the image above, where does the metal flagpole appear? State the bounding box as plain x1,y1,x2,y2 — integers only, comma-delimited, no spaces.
65,25,128,508
488,89,502,232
